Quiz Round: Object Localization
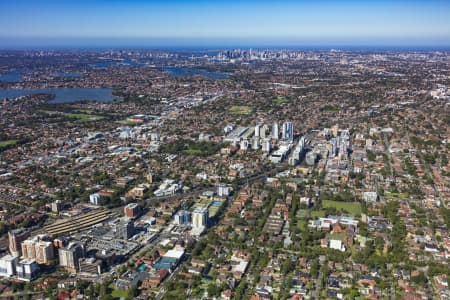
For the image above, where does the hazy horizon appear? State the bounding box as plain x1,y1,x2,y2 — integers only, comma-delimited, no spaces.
1,0,450,50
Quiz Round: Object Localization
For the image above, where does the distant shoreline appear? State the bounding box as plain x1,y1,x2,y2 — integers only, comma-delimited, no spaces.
1,45,450,52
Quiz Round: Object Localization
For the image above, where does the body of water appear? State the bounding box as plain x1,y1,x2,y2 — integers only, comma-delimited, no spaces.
89,60,144,69
0,87,115,103
163,67,230,79
0,70,28,83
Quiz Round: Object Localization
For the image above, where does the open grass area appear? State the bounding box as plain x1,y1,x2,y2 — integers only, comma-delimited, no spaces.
228,105,254,115
183,149,204,156
310,210,326,218
111,289,128,298
40,110,105,123
296,209,307,218
0,140,18,148
108,283,129,299
272,97,289,104
296,220,307,230
209,206,220,218
74,109,94,114
322,200,362,215
296,209,308,230
40,110,59,115
385,192,409,199
192,199,212,208
321,105,340,112
329,232,346,240
160,139,224,157
65,113,106,122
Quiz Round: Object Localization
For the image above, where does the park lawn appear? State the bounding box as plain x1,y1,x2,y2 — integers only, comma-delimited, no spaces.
385,192,409,199
272,97,289,104
296,209,308,230
194,199,212,207
310,210,326,218
322,200,362,215
209,206,220,218
40,110,105,123
228,105,254,115
296,209,307,218
108,283,129,299
111,289,128,298
74,109,94,114
329,232,346,241
183,149,205,156
296,220,307,231
39,110,59,115
321,105,340,112
0,140,18,148
65,113,106,122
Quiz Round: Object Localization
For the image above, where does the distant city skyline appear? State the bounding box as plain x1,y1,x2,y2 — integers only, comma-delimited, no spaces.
1,0,450,49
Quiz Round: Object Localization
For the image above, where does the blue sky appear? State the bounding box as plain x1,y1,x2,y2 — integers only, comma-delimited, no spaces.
1,0,450,48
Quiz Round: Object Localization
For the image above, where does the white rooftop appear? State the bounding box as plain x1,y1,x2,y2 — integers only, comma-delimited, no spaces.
164,248,185,260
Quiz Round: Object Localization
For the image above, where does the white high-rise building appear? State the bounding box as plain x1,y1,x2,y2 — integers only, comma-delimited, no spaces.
254,124,260,138
174,210,191,225
261,125,269,139
252,137,260,150
89,193,101,206
272,122,279,139
217,184,232,197
262,138,271,153
0,255,18,277
192,206,208,229
240,139,249,150
16,259,38,281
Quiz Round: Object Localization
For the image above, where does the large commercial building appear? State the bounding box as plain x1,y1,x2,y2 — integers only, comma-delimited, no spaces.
261,124,269,138
124,203,141,219
21,236,54,265
51,200,63,213
305,151,318,166
272,122,279,139
153,246,185,272
79,258,102,275
192,206,209,229
111,218,135,240
282,121,294,142
16,259,38,281
59,242,85,273
217,184,232,197
254,124,260,138
0,255,18,277
8,229,30,257
174,210,191,225
44,209,111,236
89,193,102,206
0,255,38,281
262,138,271,153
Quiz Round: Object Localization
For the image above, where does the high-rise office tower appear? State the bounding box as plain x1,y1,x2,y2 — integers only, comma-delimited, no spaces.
8,229,30,257
192,206,208,229
174,210,191,225
262,138,271,153
282,121,294,142
254,124,260,138
112,218,135,240
59,242,85,273
261,124,269,139
272,122,279,139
